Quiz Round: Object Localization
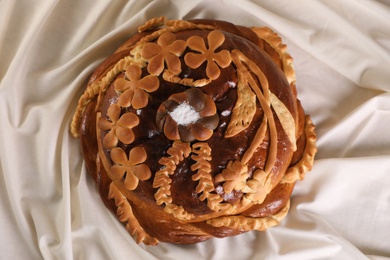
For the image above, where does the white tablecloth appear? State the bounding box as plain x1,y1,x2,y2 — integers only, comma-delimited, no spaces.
1,1,390,259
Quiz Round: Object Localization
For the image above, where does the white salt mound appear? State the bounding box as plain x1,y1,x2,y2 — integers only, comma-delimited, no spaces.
169,102,200,126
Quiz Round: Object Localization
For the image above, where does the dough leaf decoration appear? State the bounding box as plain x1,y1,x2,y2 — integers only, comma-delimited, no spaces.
191,143,218,203
153,141,191,205
270,92,297,151
224,70,257,138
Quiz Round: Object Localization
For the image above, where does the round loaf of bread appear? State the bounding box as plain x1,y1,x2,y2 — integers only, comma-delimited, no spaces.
70,17,317,245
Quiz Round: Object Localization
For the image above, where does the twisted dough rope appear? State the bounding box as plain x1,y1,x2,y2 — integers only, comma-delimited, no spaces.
70,56,137,138
108,182,158,245
207,200,290,231
282,116,317,183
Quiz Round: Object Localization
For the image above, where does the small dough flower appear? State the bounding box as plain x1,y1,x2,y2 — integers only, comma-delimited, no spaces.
156,88,219,143
114,64,159,109
98,104,139,149
141,31,187,76
185,30,232,80
110,146,152,191
242,169,268,204
215,160,249,194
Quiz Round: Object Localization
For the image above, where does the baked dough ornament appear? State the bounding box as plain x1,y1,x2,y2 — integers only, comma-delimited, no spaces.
70,17,317,245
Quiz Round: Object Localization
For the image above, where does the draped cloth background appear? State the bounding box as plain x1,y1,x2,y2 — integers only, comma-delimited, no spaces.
1,1,390,259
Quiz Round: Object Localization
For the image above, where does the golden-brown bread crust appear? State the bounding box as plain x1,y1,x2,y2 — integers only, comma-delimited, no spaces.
71,17,317,245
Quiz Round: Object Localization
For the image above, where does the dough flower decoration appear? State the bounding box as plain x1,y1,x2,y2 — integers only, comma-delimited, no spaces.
184,30,232,80
156,88,219,143
110,146,152,191
141,31,187,76
242,169,268,204
98,104,139,149
215,160,249,194
114,64,159,109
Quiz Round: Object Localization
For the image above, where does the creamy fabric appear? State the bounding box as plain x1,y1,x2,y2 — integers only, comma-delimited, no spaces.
1,0,390,259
